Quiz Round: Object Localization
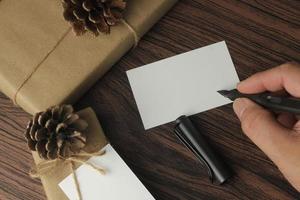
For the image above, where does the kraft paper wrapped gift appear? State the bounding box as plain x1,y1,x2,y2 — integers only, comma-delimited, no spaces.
32,107,155,200
0,0,177,114
32,107,108,200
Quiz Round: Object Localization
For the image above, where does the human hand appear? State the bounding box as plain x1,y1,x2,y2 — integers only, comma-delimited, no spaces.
233,62,300,192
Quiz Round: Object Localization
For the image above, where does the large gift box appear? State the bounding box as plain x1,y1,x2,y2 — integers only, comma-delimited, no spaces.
0,0,177,114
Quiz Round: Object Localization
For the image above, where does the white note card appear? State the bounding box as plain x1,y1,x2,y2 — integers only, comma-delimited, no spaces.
127,41,240,129
59,144,155,200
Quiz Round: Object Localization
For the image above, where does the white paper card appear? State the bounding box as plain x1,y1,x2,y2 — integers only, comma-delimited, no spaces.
127,41,240,129
59,144,155,200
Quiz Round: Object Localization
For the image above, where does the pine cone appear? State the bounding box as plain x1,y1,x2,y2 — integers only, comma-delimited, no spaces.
62,0,127,36
25,105,88,160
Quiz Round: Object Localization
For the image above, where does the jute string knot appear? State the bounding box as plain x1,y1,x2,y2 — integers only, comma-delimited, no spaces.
30,150,106,200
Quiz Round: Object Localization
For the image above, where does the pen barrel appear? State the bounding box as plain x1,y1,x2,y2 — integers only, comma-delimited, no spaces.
227,89,300,115
252,95,300,115
176,116,232,184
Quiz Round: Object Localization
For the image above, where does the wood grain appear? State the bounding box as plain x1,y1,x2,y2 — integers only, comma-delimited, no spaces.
0,0,300,199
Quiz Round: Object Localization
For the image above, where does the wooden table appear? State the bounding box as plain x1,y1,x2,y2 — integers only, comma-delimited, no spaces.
1,1,299,199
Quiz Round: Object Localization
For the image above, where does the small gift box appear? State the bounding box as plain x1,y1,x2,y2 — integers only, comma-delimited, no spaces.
26,106,154,200
0,0,177,114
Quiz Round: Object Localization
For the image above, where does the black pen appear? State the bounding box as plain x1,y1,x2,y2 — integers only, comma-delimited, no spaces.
218,89,300,115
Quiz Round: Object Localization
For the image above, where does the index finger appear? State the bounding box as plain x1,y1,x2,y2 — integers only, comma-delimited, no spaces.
237,62,300,98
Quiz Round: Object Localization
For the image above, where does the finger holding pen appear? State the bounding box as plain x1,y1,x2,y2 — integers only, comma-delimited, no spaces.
233,62,300,192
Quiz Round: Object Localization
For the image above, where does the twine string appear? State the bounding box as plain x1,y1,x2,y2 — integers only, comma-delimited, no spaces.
12,28,72,105
13,19,139,106
69,157,106,175
30,150,106,200
71,161,83,200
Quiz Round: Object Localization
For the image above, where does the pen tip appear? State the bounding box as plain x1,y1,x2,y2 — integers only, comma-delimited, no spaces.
217,90,230,97
218,89,240,101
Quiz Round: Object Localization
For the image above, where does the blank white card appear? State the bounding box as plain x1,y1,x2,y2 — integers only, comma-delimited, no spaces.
127,41,240,129
59,144,155,200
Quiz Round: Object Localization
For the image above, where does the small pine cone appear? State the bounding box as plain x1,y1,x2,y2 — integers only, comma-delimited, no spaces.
24,105,88,160
62,0,127,36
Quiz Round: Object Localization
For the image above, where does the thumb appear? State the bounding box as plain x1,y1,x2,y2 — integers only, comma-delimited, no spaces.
233,98,293,163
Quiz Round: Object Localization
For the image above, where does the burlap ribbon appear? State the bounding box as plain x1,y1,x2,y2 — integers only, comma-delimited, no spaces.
30,150,106,200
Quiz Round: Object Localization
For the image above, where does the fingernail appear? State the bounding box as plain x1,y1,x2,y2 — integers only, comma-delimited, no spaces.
233,98,247,119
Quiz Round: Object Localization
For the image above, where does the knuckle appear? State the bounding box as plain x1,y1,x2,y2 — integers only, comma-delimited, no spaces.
279,62,300,71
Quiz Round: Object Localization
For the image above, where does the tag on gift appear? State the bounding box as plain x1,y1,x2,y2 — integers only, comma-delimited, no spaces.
59,144,155,200
127,41,240,129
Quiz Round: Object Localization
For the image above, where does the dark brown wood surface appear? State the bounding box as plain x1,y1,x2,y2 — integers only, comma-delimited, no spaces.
1,0,300,199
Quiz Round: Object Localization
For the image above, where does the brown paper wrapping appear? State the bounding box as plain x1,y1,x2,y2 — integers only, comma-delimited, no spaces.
0,0,177,115
32,107,108,200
